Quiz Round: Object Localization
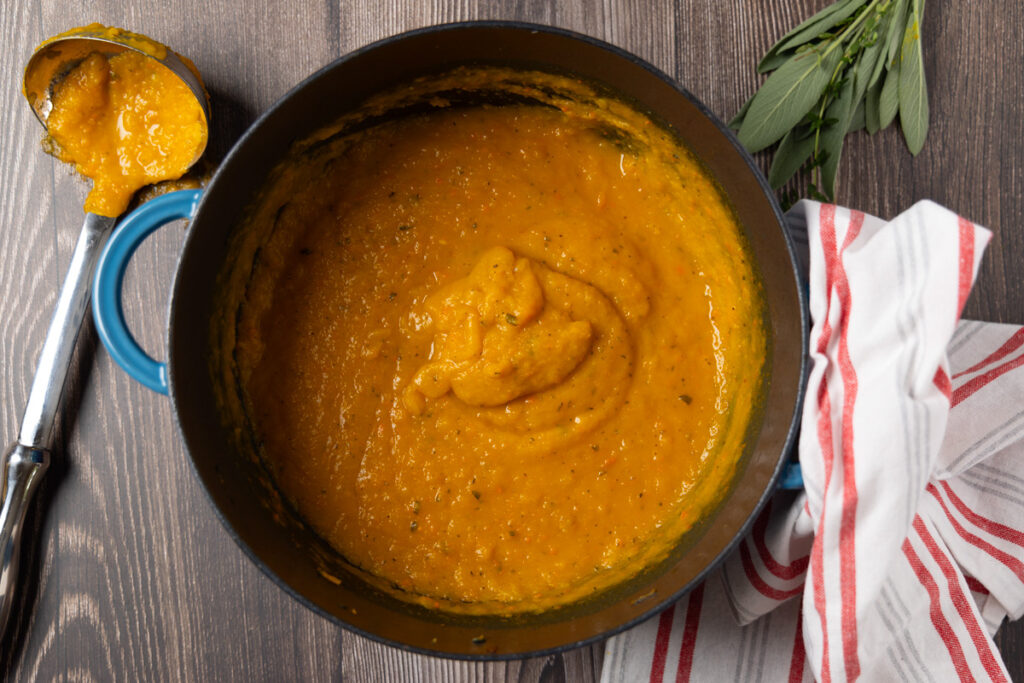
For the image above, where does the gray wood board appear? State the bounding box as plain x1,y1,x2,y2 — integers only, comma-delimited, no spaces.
1,1,1021,680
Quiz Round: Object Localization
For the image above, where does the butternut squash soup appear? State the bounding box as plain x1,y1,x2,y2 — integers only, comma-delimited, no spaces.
218,68,767,615
42,31,207,216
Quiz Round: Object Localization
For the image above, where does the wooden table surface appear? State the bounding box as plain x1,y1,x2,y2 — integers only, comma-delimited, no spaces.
1,1,1021,680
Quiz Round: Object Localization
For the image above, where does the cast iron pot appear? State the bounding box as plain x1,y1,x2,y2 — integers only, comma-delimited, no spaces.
90,22,807,658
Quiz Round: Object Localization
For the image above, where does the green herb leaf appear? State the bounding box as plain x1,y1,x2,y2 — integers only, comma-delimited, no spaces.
849,99,866,133
728,93,754,129
897,0,929,155
878,57,901,129
853,14,887,97
768,126,816,189
819,76,857,198
865,79,883,134
770,126,815,188
886,0,911,64
738,47,842,153
872,0,906,86
757,50,798,75
758,0,866,72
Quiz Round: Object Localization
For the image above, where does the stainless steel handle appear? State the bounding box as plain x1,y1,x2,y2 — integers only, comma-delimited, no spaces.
20,213,116,448
0,444,49,636
1,212,115,640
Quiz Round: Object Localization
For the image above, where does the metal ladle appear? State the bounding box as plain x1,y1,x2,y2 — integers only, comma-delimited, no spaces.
0,27,210,640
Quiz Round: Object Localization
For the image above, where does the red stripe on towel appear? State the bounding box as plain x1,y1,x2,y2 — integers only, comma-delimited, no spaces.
953,327,1024,379
940,482,1024,548
951,353,1024,407
675,583,704,682
934,367,952,399
834,208,865,680
928,484,1024,583
815,204,838,359
649,606,675,682
915,517,1007,682
753,500,809,580
903,532,975,682
741,540,804,601
811,202,840,682
956,217,975,318
812,380,834,682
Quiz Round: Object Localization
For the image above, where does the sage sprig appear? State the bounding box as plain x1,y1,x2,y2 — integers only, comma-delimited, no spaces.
730,0,928,202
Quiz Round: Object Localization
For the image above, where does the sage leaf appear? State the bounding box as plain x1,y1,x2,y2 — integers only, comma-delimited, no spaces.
854,16,887,97
865,79,882,134
878,56,900,129
898,0,928,155
729,94,754,129
849,99,866,133
758,51,797,74
768,127,816,189
886,0,910,64
866,6,896,89
758,0,865,72
738,48,842,153
819,76,856,198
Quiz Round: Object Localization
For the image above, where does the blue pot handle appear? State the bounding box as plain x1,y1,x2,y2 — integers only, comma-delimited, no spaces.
92,190,203,395
778,462,803,490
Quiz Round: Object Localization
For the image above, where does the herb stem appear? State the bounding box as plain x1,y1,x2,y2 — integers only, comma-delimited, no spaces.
837,0,884,40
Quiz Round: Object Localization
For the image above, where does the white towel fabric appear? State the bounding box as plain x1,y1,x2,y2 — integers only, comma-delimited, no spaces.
601,201,1024,682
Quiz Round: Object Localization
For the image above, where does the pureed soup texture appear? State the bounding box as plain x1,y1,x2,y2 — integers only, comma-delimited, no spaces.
40,27,207,217
215,67,768,616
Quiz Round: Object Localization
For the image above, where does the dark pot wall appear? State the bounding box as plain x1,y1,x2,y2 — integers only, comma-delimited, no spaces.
165,22,806,658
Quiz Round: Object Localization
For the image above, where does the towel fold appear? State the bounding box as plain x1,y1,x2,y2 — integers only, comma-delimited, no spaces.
601,201,1023,682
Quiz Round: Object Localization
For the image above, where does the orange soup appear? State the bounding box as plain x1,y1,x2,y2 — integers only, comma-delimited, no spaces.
44,41,206,216
219,68,767,614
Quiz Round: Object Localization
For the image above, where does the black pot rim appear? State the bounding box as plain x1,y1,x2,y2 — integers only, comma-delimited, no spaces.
164,19,809,660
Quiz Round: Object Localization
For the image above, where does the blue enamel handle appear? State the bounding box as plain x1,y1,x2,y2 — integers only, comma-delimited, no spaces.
92,190,203,395
779,462,803,490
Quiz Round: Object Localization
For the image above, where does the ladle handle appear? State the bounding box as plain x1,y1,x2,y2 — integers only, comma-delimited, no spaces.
1,211,116,640
0,444,48,637
20,212,116,448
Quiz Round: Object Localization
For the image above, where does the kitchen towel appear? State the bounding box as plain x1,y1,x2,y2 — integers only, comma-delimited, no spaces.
601,200,1024,682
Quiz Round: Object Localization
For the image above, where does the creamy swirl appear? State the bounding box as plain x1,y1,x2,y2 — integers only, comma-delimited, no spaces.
404,245,640,451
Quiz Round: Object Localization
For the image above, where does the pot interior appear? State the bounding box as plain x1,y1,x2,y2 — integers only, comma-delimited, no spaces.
166,23,805,657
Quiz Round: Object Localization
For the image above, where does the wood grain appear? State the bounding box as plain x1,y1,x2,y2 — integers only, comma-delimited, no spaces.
0,1,1021,681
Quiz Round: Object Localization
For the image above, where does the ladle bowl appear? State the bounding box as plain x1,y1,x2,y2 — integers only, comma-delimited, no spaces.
23,23,211,138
